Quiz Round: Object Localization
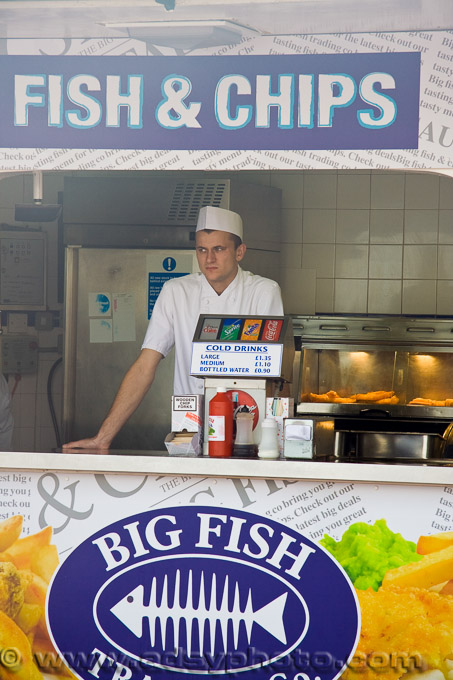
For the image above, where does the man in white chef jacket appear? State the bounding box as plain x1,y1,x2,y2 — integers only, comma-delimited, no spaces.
63,206,283,450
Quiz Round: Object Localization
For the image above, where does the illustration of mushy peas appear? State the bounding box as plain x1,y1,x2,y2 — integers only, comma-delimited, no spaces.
320,518,422,591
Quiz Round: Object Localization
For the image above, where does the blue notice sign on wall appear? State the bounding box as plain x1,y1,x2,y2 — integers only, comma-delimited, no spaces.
47,506,360,680
148,272,187,318
2,52,420,150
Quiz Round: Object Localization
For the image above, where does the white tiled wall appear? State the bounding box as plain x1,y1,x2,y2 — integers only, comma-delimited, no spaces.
269,171,453,316
1,168,452,451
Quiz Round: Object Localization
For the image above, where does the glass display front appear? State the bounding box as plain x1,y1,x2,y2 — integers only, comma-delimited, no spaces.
299,348,453,407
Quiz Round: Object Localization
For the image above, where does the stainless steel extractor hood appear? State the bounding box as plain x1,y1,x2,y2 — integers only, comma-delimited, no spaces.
62,175,282,259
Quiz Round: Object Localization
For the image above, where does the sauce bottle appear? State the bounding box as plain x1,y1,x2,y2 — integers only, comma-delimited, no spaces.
208,386,233,457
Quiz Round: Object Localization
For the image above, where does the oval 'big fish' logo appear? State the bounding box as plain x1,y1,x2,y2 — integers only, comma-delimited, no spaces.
47,506,360,680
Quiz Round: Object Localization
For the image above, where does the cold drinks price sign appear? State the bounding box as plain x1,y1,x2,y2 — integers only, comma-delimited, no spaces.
0,52,420,150
191,316,290,378
191,342,283,377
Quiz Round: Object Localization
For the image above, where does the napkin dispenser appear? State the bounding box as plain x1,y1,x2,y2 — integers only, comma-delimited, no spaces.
284,419,314,459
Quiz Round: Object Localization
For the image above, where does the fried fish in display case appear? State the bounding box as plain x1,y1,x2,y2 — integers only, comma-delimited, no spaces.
294,316,453,417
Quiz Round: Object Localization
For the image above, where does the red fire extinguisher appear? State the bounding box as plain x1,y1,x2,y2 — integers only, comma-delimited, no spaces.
208,386,233,458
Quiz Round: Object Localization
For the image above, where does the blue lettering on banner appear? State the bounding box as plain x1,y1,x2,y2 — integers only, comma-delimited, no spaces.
47,506,360,680
3,52,420,150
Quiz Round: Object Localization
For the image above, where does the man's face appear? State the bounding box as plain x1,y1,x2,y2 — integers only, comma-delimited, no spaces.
195,229,246,293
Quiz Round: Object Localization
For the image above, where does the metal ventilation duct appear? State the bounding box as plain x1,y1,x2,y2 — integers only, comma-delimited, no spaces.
166,181,229,224
63,176,234,247
63,176,231,228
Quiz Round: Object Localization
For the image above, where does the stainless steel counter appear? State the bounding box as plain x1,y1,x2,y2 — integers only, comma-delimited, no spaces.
2,450,453,486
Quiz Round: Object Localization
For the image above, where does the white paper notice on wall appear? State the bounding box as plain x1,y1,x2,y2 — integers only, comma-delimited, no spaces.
88,292,112,317
90,318,113,343
113,293,135,342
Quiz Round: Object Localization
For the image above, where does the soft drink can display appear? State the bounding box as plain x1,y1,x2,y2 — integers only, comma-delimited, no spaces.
262,318,283,342
199,318,222,340
240,319,262,341
220,318,242,341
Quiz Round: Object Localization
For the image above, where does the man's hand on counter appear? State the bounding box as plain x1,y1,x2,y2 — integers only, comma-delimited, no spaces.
62,435,111,450
62,348,163,452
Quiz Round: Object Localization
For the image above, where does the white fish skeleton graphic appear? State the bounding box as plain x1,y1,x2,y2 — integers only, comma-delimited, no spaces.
110,570,288,656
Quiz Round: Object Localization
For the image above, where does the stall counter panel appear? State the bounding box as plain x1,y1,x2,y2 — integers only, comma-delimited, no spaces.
0,461,452,680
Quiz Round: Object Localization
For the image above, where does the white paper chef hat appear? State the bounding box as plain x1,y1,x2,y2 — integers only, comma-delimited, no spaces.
196,206,243,240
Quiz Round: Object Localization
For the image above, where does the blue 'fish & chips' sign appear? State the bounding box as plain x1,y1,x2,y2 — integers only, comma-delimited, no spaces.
2,52,420,150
